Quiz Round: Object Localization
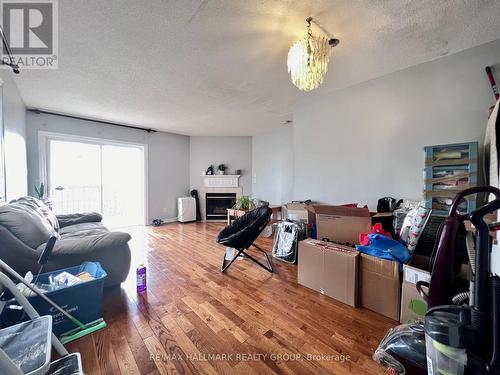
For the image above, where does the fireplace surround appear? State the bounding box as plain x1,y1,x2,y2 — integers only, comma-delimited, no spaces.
199,175,242,221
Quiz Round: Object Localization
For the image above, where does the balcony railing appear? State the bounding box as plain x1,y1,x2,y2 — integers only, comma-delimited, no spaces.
49,185,143,227
49,185,102,215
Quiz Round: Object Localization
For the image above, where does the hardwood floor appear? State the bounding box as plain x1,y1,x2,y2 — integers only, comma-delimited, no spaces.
66,222,396,374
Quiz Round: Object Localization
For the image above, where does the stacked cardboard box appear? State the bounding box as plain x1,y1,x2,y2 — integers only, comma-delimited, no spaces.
282,202,313,224
294,203,423,321
306,205,372,244
298,239,358,307
299,240,403,319
294,204,402,320
283,202,373,244
359,254,401,321
400,255,431,323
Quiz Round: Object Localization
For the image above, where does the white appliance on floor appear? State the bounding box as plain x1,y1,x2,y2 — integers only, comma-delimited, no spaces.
177,196,196,222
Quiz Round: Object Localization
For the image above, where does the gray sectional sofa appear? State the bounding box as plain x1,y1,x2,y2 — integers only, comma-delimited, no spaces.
0,196,131,286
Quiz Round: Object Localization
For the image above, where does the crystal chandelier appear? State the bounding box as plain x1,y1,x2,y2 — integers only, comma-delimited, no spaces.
287,17,339,91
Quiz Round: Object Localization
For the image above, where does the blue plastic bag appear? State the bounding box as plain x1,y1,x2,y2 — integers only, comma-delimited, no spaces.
356,234,411,271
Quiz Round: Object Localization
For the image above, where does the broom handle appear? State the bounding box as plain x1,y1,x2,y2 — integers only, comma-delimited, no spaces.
0,259,86,330
486,66,499,100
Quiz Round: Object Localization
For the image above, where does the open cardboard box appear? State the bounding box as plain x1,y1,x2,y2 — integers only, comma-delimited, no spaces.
307,205,372,245
298,239,358,307
398,255,472,324
282,202,314,224
400,255,431,323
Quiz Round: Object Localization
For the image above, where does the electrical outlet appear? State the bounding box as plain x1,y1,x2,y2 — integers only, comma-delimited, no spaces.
252,173,257,184
162,207,167,213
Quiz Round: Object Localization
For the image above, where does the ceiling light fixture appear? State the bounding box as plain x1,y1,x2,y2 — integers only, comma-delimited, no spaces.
287,17,339,91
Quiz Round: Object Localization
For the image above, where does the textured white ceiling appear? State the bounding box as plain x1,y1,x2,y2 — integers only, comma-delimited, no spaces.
12,0,500,135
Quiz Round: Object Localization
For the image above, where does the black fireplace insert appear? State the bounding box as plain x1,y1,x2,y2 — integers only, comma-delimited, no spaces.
206,193,236,220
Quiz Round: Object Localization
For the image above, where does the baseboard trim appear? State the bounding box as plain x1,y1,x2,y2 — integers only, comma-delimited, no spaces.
148,217,178,226
162,217,178,223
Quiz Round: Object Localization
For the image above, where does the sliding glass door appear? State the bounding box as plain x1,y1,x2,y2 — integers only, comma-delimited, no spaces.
49,140,101,213
101,144,145,227
47,137,146,227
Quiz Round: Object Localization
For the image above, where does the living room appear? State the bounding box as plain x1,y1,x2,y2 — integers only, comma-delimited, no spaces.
1,1,500,374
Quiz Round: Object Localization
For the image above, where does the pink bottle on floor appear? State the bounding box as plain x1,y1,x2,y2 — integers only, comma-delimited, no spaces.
136,264,147,293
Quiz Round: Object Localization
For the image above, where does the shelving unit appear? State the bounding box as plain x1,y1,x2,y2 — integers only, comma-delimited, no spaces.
423,142,478,216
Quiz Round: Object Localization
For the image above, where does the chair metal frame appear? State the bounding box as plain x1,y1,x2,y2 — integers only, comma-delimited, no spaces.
221,243,274,273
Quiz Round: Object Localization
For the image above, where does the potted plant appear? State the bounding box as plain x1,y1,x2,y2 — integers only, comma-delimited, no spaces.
233,196,255,211
217,164,227,175
34,182,45,200
34,182,53,209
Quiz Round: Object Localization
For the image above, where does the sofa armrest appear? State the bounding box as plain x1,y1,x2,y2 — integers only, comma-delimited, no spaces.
0,226,41,276
56,212,103,228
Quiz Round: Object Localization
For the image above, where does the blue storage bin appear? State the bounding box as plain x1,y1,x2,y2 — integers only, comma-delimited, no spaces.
26,262,106,336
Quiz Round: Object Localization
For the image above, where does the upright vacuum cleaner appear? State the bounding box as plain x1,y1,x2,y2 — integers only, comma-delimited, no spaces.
374,186,500,375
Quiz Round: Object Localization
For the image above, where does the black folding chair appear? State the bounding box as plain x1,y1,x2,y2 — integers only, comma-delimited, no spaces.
216,206,274,273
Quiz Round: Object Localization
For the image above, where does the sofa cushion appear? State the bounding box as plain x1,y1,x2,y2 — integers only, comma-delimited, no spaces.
38,231,132,255
59,222,109,240
11,196,60,232
35,231,132,286
56,212,102,229
0,202,57,249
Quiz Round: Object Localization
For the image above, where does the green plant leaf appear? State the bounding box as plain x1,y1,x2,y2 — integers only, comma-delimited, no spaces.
34,182,45,200
233,196,255,210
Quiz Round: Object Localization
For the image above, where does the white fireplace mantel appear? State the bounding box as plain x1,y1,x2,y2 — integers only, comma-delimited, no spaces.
201,174,240,188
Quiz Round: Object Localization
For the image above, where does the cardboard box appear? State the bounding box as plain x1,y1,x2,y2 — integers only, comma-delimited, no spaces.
283,202,314,224
359,253,401,320
298,239,358,307
307,205,372,245
400,256,431,323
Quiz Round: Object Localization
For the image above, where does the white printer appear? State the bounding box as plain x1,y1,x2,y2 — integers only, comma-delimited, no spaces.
177,196,196,222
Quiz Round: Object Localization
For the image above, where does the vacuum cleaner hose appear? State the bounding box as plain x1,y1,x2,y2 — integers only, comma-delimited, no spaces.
491,276,500,374
451,291,470,305
465,231,476,272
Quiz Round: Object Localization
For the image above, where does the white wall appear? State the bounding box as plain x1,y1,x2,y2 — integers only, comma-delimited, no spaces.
189,136,252,195
252,126,293,204
26,112,190,223
1,71,27,200
290,39,500,210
